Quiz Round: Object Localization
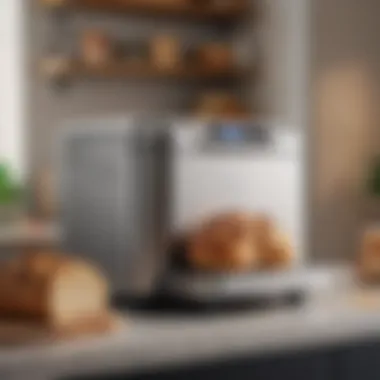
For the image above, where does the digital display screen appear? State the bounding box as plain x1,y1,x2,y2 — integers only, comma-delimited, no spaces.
219,125,246,142
210,123,269,145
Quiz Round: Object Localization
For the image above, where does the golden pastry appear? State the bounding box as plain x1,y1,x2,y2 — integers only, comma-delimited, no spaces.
188,212,260,272
188,212,294,273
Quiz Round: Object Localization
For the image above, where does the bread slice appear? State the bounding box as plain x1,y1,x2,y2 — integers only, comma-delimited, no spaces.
0,251,109,328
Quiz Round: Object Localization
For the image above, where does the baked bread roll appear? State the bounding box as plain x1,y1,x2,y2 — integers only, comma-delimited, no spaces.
187,212,293,273
188,212,260,272
358,229,380,281
0,251,109,327
252,217,293,270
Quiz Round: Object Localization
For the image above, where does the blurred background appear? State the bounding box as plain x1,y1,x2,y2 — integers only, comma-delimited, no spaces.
3,0,380,264
3,1,380,379
1,0,308,247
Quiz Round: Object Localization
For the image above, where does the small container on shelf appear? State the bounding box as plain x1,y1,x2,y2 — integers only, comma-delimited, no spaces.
115,41,150,65
150,35,181,70
81,30,113,66
197,42,234,70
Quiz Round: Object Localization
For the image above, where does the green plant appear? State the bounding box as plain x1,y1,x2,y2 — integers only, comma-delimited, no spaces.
368,155,380,197
0,162,22,205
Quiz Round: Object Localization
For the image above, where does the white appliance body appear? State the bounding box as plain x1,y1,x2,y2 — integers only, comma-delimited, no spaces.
168,120,306,265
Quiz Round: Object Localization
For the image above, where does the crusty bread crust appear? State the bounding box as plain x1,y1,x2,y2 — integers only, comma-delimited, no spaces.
0,251,109,327
188,212,293,273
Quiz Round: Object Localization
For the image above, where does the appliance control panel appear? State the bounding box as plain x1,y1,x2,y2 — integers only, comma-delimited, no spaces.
207,122,270,147
171,120,300,158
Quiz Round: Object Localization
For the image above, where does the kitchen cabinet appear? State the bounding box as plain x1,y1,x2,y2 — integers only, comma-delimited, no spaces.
66,340,380,380
67,351,333,380
336,341,380,380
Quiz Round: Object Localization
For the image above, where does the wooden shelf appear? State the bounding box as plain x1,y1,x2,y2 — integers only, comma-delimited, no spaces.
41,0,249,21
41,58,246,82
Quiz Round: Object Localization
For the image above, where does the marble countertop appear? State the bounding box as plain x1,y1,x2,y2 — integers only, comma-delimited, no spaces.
1,273,380,380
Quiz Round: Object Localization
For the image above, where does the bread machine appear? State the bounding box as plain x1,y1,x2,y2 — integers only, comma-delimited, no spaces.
160,119,311,305
58,117,324,308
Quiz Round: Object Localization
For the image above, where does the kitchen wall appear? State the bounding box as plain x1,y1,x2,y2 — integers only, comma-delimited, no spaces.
26,1,206,170
254,0,309,128
0,0,27,180
25,0,306,169
23,0,380,260
311,0,380,261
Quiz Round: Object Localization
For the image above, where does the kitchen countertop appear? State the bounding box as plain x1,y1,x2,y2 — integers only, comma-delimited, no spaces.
1,267,380,380
0,221,60,249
